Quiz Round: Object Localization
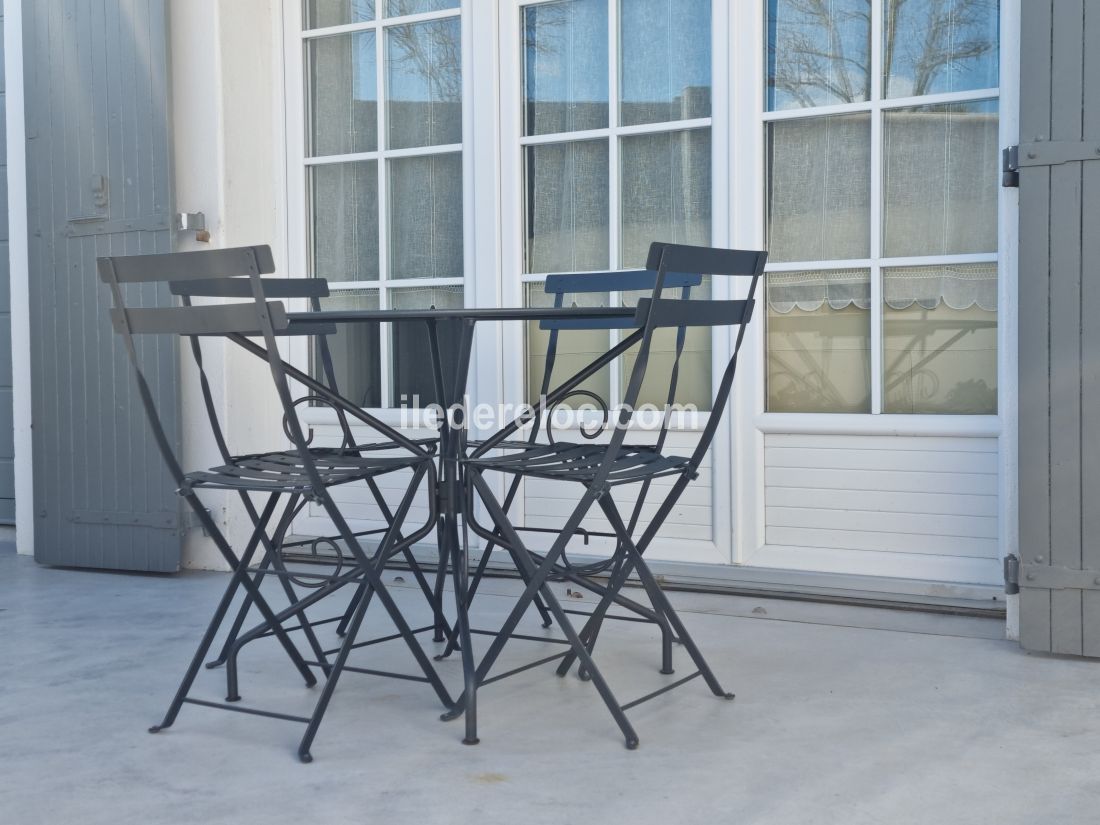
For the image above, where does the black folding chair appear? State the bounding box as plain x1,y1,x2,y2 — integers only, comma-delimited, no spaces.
441,263,704,658
457,241,766,748
100,245,452,761
169,272,452,671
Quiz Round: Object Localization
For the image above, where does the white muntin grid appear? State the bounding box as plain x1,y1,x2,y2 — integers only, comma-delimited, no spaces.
760,0,1000,417
301,2,465,408
516,0,715,419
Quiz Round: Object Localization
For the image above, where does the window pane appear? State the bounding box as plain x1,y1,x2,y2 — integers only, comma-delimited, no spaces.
766,0,871,110
884,0,998,98
883,100,998,257
620,279,712,410
523,0,609,136
391,286,464,407
525,284,611,406
767,114,871,262
766,269,871,412
308,32,377,157
525,140,610,273
620,0,711,126
386,18,462,149
311,161,379,283
389,153,463,279
306,0,374,29
883,264,996,414
314,290,382,408
385,0,459,17
620,128,711,267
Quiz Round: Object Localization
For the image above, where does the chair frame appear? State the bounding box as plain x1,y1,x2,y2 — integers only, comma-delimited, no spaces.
439,263,706,661
100,245,453,761
452,241,766,748
169,276,453,670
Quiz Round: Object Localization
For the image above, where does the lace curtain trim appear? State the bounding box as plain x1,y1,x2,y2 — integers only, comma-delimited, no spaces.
766,266,997,314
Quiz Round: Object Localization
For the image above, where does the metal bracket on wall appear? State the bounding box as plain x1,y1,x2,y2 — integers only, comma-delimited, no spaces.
1003,140,1100,187
176,212,210,243
1019,564,1100,592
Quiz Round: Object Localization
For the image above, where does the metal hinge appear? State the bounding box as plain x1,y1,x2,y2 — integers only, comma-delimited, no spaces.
1002,146,1020,187
1003,553,1019,594
1003,140,1100,187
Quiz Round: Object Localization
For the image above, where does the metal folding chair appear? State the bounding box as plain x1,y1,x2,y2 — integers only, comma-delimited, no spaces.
441,263,705,658
100,245,453,761
169,273,452,671
457,241,766,748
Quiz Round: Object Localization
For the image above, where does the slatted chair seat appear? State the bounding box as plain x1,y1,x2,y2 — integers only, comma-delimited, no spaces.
184,450,425,493
465,442,691,485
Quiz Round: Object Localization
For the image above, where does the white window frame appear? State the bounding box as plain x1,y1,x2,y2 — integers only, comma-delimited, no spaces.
757,0,1001,423
284,0,473,428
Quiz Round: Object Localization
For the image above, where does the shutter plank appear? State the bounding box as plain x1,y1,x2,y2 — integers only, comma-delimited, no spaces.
1017,0,1055,652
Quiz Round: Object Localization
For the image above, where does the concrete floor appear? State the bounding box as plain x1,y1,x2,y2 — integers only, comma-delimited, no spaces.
1,544,1097,825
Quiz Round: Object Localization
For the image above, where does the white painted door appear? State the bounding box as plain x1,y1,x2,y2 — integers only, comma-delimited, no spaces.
730,0,1018,589
493,0,734,567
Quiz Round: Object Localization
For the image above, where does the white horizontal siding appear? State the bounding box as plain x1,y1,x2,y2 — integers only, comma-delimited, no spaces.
763,433,1000,570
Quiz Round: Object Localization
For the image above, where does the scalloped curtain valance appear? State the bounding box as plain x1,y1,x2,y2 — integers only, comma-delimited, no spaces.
766,265,997,314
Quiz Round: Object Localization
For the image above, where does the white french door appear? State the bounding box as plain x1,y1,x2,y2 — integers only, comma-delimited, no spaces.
493,0,735,566
731,0,1018,590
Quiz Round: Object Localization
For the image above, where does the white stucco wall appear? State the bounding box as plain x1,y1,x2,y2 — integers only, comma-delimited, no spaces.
4,0,31,556
171,0,287,570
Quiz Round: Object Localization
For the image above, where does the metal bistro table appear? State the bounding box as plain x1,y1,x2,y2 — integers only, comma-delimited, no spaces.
285,304,637,745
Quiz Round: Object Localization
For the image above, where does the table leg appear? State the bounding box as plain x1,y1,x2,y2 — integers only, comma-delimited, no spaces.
429,318,479,744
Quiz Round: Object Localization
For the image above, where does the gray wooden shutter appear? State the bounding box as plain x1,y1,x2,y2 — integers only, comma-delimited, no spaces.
1017,0,1100,656
24,0,181,571
0,8,15,524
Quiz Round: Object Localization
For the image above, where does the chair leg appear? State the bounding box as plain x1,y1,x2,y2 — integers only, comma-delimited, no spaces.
556,490,682,680
205,552,273,670
207,493,331,678
448,513,479,744
150,492,311,732
448,470,639,749
366,475,452,641
219,493,334,699
596,498,677,675
335,478,398,638
335,579,370,638
595,496,733,699
623,545,734,699
430,515,450,642
297,575,372,763
223,566,365,702
465,472,555,630
318,466,454,710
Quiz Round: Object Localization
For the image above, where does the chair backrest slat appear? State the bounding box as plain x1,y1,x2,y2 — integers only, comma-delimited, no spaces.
170,277,329,299
110,302,289,336
543,269,702,295
98,245,275,284
633,297,754,329
540,268,703,331
645,243,765,278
